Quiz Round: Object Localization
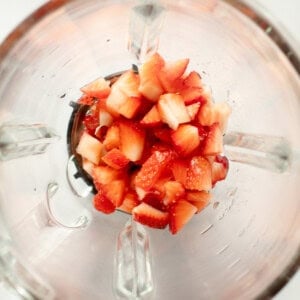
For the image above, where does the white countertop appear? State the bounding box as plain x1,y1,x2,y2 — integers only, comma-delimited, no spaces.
0,0,299,299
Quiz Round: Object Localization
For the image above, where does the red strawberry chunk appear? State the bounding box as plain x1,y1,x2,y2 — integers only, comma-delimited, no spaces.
93,191,116,214
158,93,191,130
202,123,223,156
180,87,204,105
211,155,229,185
135,150,174,191
183,71,202,88
140,105,162,126
171,124,201,156
81,77,111,99
119,121,145,162
163,181,185,206
142,191,166,212
185,156,212,191
103,124,120,151
101,148,130,170
78,95,95,106
133,202,169,229
186,191,211,213
153,126,173,143
83,114,99,136
169,200,197,234
118,192,140,214
100,179,126,207
170,159,189,186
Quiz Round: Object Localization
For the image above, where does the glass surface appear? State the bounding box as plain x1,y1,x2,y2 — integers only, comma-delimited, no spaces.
0,0,299,299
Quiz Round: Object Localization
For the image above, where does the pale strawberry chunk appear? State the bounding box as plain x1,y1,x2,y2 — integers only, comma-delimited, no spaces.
139,53,165,101
171,124,201,156
158,58,189,92
186,102,201,120
93,165,120,185
100,180,126,207
186,191,211,213
99,109,113,128
119,121,145,162
163,181,185,206
135,150,175,191
81,77,111,99
185,156,212,191
82,158,95,177
202,123,223,156
183,71,202,88
76,131,103,165
93,191,116,214
169,200,197,234
118,96,142,119
103,124,120,151
180,87,204,105
101,148,130,170
198,102,231,133
133,202,169,229
140,105,161,126
157,93,191,130
211,155,229,185
118,193,140,214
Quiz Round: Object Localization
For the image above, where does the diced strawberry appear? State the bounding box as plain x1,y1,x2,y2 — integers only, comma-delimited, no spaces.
118,192,140,214
157,93,191,130
106,71,142,118
170,159,189,186
78,95,95,106
95,125,108,142
158,58,189,92
201,123,223,156
93,165,120,186
82,158,95,177
135,150,174,191
180,87,204,105
101,148,130,170
81,77,111,99
76,131,103,165
103,124,120,151
185,156,212,191
138,53,165,102
119,121,145,162
93,191,116,214
198,102,231,133
211,155,229,185
100,180,126,207
153,126,173,143
163,181,185,206
186,102,201,120
140,105,162,126
186,191,211,213
83,114,99,136
142,191,166,211
169,200,197,234
99,109,113,128
183,71,202,88
133,202,169,229
171,124,201,156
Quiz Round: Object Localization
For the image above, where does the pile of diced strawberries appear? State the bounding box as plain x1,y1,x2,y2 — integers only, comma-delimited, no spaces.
76,53,231,234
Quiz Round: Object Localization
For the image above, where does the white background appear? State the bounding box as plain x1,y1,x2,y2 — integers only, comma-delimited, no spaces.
0,0,299,299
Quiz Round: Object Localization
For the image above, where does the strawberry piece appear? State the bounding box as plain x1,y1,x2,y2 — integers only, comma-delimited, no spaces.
170,159,189,186
142,191,166,211
138,53,165,102
183,71,202,88
185,156,212,191
186,191,211,213
158,58,189,92
133,202,169,229
78,95,95,106
157,93,191,130
186,102,201,120
100,180,126,207
103,124,120,151
201,123,223,156
93,191,116,214
101,148,130,170
83,114,99,136
135,150,174,191
163,181,185,206
76,131,103,165
140,105,161,126
106,71,142,118
211,155,229,185
82,158,95,177
180,87,204,105
118,192,140,214
153,126,173,143
198,102,231,133
99,109,113,128
81,77,111,99
171,124,201,156
169,200,197,234
119,121,145,162
93,165,120,186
